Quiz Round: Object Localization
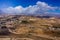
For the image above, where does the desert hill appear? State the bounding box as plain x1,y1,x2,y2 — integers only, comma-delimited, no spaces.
0,15,60,40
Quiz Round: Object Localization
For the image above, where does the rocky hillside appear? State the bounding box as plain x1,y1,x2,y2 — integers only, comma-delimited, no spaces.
0,15,60,40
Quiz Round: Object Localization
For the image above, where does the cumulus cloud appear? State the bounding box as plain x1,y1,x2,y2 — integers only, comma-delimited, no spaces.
1,1,59,15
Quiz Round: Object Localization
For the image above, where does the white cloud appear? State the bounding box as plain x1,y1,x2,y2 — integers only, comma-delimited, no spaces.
1,1,59,15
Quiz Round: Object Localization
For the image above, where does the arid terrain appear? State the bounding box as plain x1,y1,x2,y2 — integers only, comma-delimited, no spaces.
0,15,60,40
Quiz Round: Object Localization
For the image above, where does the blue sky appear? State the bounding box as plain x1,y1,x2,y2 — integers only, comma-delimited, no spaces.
0,0,60,15
0,0,60,8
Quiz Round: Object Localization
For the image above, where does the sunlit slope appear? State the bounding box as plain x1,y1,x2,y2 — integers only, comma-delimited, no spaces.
0,15,60,40
7,16,60,37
